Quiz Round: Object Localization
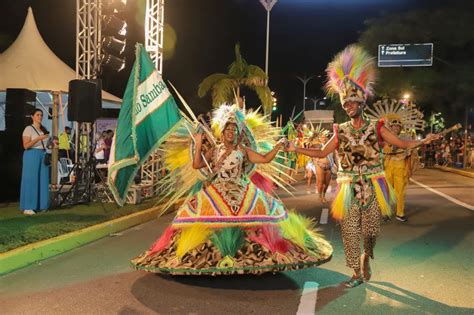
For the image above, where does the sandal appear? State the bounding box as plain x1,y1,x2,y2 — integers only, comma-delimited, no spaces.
361,253,372,281
344,274,364,288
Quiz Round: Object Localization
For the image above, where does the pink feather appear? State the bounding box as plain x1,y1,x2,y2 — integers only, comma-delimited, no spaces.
147,226,176,256
250,171,275,193
248,225,291,254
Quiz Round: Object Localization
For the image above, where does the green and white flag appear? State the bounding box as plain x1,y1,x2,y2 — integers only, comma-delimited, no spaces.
108,44,181,205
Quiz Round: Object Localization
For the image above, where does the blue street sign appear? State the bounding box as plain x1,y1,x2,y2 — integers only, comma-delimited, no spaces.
378,43,433,67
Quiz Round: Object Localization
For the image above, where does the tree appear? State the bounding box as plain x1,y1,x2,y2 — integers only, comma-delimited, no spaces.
198,44,273,114
358,0,474,126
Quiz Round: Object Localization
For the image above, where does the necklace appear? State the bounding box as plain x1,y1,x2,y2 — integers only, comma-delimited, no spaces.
349,116,369,134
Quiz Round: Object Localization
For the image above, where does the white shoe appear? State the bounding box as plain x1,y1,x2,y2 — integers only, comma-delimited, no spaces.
23,210,36,215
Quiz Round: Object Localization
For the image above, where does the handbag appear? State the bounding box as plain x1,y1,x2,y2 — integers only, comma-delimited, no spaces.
30,125,51,166
43,152,52,166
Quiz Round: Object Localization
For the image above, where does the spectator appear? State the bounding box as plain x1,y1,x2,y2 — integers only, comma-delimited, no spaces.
104,129,113,162
94,133,106,164
442,141,452,166
20,108,50,215
58,126,72,159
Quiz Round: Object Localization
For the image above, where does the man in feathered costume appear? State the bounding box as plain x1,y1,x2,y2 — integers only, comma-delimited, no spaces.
131,104,333,275
287,45,439,287
366,99,426,223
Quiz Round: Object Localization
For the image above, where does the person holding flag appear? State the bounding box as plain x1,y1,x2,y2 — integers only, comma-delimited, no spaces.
110,44,332,275
130,104,333,275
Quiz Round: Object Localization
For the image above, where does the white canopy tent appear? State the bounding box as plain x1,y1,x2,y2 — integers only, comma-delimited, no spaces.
0,7,122,131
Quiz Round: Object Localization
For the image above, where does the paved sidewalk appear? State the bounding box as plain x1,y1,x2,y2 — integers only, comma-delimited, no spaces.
434,165,474,178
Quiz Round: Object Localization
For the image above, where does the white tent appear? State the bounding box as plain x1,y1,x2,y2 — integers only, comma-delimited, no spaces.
0,7,122,131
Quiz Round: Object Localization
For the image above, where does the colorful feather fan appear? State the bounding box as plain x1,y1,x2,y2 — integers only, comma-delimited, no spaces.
152,118,208,216
176,224,212,258
371,175,396,217
279,211,322,251
248,225,291,254
211,227,245,257
147,226,176,256
331,178,353,221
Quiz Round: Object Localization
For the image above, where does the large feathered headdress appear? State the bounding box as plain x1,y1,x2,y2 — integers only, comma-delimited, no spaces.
365,99,425,132
211,104,240,139
325,45,377,105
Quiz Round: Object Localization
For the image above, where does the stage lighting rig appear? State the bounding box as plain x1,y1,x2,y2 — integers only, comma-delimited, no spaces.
102,15,127,36
100,0,128,72
102,36,126,55
101,53,126,72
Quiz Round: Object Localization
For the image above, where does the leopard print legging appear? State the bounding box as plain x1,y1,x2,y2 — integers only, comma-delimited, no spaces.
340,198,381,269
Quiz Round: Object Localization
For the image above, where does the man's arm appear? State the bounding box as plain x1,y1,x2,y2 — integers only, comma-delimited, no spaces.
380,126,439,149
288,134,337,158
380,126,419,149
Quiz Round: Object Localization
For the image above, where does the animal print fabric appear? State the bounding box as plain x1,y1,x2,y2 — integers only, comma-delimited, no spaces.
340,198,381,269
132,231,333,275
336,119,383,172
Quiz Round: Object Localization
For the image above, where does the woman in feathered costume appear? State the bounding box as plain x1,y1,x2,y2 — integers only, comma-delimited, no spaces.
287,45,439,287
132,104,333,275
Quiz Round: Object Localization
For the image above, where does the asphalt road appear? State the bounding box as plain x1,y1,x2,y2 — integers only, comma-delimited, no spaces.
1,168,473,314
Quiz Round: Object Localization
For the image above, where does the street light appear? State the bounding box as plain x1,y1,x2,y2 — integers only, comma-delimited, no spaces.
309,96,327,110
403,93,410,99
259,0,278,77
296,75,315,111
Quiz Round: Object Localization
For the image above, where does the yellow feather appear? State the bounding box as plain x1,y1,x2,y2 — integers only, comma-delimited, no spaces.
176,224,212,258
280,211,319,250
165,145,190,170
331,188,346,221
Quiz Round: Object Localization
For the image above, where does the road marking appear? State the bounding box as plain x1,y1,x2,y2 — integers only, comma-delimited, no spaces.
296,281,319,315
410,178,474,211
320,208,329,224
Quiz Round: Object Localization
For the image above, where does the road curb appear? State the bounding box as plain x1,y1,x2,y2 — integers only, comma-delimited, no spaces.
434,165,474,178
0,206,162,276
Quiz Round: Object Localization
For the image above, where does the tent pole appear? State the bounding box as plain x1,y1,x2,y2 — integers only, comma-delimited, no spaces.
51,91,60,186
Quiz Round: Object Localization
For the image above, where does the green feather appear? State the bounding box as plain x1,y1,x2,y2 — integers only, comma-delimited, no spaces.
280,211,323,251
211,227,245,257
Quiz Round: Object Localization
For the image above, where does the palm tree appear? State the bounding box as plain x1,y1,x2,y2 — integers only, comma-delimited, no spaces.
198,44,273,114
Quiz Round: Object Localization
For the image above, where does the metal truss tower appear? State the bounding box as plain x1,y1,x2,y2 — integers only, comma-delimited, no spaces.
141,0,166,197
145,0,165,74
75,0,166,200
73,0,102,199
76,0,102,80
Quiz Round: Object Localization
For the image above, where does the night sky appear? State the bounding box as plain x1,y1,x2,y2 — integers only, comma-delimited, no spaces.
0,0,448,119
